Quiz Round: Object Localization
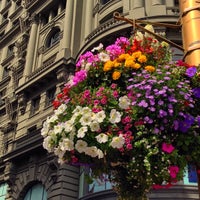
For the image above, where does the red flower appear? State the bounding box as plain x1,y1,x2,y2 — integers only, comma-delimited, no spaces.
52,100,61,109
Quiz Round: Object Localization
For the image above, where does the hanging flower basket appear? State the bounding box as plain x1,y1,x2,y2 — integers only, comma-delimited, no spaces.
41,25,200,199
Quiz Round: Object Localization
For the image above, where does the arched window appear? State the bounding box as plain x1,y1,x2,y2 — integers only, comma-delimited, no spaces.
24,184,47,200
46,28,60,48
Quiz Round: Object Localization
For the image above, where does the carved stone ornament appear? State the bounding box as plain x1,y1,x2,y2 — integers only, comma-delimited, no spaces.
17,93,27,114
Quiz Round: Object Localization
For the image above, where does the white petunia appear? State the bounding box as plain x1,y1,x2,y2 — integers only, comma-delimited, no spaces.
59,138,74,151
81,107,92,114
77,126,88,138
96,133,108,143
47,114,58,124
95,110,106,123
54,104,67,116
54,124,64,134
41,121,49,137
119,95,131,109
144,24,155,38
85,146,99,158
75,140,88,153
98,52,110,62
90,121,100,132
85,63,92,71
79,114,92,126
72,106,83,114
97,149,104,159
110,134,125,149
43,136,53,152
91,43,103,52
109,109,121,124
64,120,74,132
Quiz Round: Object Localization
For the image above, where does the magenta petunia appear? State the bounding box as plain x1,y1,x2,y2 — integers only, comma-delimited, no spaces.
162,142,175,154
169,166,179,179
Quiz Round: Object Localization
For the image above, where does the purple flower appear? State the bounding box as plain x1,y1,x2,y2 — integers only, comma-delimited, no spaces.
138,100,148,108
178,114,195,133
186,67,197,77
158,109,167,118
193,87,200,98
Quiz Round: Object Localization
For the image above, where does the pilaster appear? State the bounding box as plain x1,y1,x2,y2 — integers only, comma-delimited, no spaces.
22,14,39,81
61,0,74,58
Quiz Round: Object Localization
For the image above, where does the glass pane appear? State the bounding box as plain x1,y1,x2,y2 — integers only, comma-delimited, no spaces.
183,165,198,185
23,184,47,200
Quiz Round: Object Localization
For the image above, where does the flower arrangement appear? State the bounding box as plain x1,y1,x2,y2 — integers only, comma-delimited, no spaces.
41,25,200,199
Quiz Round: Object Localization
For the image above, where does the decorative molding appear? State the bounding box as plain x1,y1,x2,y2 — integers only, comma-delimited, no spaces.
17,92,27,115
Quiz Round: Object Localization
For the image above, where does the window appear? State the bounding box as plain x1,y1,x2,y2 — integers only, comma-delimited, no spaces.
88,174,112,193
46,28,60,48
171,47,183,61
0,89,6,106
24,184,47,200
46,87,56,107
7,44,14,57
183,164,198,185
79,168,112,198
2,67,9,79
101,0,111,5
0,183,8,200
30,96,40,115
2,12,8,23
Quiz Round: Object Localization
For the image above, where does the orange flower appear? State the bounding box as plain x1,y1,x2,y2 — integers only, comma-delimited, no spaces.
103,60,114,72
112,71,121,80
113,60,121,68
125,58,135,68
132,63,141,70
145,65,155,72
117,53,130,62
132,51,142,58
138,55,147,63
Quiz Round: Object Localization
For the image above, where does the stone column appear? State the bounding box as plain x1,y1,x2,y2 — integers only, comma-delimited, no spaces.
61,0,74,58
23,15,39,79
166,0,174,7
84,0,93,38
152,0,163,6
133,0,144,8
131,0,145,18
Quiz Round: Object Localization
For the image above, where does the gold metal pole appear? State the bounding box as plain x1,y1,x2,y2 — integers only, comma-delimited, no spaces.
179,0,200,66
179,0,200,198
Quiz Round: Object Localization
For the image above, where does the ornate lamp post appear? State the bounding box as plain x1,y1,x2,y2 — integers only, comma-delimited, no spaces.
179,0,200,66
179,0,200,197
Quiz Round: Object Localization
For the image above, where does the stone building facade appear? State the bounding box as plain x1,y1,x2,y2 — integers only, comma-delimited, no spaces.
0,0,198,199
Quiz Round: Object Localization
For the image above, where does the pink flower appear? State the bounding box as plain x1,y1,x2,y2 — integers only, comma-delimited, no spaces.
169,166,179,179
113,90,119,98
162,142,175,154
73,70,87,85
101,96,107,105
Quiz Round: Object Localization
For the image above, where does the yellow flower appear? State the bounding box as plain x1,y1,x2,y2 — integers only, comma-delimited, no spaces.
161,41,169,48
117,53,130,62
124,58,135,68
132,51,142,58
145,65,156,72
138,55,147,63
113,60,121,68
112,71,121,80
132,63,141,69
103,60,114,72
